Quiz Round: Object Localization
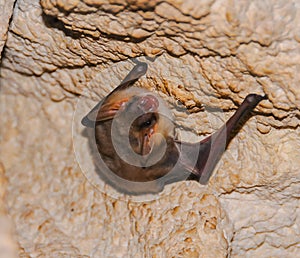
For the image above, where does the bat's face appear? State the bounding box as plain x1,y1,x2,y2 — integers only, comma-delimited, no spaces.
107,87,175,167
122,93,171,154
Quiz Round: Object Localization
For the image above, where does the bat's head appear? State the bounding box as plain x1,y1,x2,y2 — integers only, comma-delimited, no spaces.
83,87,174,161
124,93,173,156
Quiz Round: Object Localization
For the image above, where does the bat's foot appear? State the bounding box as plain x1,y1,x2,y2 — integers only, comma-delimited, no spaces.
245,93,267,104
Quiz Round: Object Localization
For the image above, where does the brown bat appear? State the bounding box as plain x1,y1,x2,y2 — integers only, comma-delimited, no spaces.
82,62,266,194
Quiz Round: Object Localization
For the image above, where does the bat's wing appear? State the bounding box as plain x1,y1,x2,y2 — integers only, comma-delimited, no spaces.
81,62,148,127
175,94,266,184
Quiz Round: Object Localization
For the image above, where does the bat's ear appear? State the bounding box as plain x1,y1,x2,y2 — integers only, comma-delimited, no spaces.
81,62,148,128
95,98,129,121
81,97,129,127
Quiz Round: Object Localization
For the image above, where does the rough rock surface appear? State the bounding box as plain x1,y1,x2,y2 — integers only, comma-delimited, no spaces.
0,0,15,58
0,163,18,258
0,0,299,257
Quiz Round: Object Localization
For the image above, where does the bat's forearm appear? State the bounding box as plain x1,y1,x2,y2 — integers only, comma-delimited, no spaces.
225,94,266,144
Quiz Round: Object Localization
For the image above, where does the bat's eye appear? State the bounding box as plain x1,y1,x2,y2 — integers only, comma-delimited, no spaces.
134,113,157,130
141,119,152,128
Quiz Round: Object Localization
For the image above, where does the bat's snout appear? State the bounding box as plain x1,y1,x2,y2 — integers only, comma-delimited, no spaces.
137,94,159,113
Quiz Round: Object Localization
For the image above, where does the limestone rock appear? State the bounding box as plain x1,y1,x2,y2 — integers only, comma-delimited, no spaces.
0,0,15,58
0,163,18,258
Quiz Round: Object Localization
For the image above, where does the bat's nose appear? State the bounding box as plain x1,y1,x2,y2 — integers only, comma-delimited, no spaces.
137,94,159,113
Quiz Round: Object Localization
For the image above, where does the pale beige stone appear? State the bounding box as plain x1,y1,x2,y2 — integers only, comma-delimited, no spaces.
0,0,299,257
0,163,18,258
0,0,15,58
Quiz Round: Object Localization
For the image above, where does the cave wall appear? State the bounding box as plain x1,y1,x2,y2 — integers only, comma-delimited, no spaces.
0,0,299,257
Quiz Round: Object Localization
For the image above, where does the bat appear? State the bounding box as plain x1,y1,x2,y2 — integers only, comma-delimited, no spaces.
82,62,266,194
